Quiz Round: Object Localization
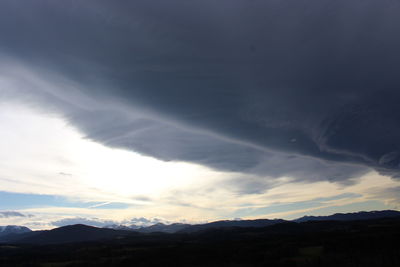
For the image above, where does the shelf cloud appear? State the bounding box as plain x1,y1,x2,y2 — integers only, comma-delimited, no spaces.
1,0,400,184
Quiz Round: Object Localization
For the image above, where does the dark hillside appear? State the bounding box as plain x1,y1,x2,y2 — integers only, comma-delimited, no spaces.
0,217,399,266
9,224,139,245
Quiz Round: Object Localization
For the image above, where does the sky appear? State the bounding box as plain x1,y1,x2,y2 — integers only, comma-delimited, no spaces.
1,0,400,230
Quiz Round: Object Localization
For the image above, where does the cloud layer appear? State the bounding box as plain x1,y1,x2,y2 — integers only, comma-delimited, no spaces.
1,0,400,183
0,211,27,218
51,217,165,228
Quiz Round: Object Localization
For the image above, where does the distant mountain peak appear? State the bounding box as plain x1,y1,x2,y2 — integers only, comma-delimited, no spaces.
293,210,400,223
0,225,31,237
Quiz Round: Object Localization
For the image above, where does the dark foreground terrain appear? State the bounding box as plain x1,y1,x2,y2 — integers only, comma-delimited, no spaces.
1,217,399,267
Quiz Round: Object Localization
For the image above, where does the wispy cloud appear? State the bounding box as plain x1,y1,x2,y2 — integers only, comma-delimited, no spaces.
0,211,28,218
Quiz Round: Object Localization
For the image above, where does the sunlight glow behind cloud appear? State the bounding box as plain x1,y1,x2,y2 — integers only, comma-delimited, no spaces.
0,103,228,202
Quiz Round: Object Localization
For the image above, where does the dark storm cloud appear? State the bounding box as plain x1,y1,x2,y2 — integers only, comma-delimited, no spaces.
1,0,400,181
